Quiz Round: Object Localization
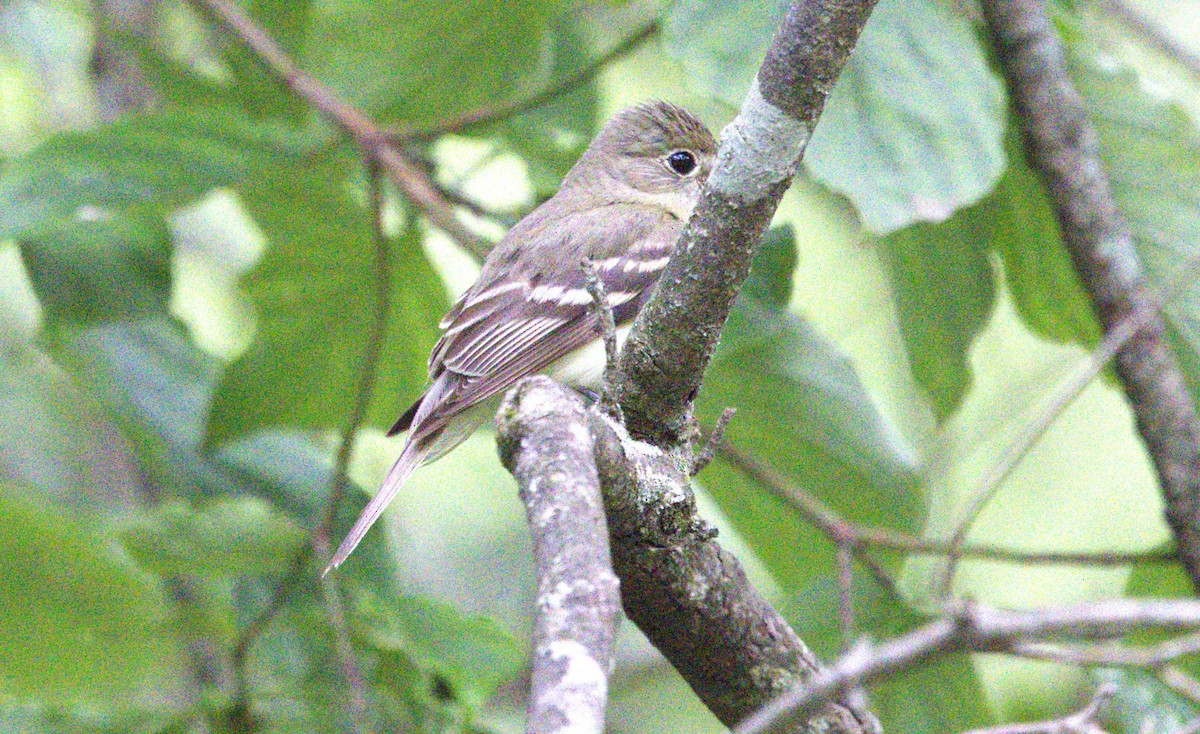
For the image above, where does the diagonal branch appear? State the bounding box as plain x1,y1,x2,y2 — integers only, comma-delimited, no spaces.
589,0,884,731
610,0,882,447
981,0,1200,590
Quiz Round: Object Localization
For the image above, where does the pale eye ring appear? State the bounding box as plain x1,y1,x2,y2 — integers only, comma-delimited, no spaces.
666,150,698,176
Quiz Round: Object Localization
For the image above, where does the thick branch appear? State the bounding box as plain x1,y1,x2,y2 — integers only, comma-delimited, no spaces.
592,0,882,730
611,0,881,446
495,378,621,734
981,0,1200,589
589,414,874,734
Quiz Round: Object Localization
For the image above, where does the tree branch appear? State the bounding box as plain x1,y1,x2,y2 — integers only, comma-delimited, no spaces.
586,1,884,730
494,377,622,734
734,599,1200,734
589,411,875,733
981,0,1200,590
610,0,881,447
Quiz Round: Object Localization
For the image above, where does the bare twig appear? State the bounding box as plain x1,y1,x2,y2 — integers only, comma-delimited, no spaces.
494,377,626,733
313,537,371,733
224,124,395,725
735,599,1200,734
581,258,619,371
982,0,1200,590
937,259,1200,596
723,436,1175,568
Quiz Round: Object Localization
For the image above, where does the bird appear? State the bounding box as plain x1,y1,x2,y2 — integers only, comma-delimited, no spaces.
327,101,718,571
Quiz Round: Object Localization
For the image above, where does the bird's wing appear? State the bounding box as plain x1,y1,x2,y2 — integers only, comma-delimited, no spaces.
403,203,683,439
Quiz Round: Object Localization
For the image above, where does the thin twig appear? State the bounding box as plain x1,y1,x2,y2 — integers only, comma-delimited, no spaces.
717,442,906,601
581,257,619,369
318,156,393,537
226,147,396,727
391,20,661,140
836,543,856,650
313,537,372,733
734,598,1200,734
936,267,1195,597
581,257,624,422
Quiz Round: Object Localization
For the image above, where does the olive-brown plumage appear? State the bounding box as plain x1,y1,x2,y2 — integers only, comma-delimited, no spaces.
328,101,717,571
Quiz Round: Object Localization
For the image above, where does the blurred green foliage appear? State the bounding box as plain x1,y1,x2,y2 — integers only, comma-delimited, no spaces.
1,0,1199,731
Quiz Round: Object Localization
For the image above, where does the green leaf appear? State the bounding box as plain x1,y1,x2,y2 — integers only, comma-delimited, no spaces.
0,341,145,516
698,228,922,591
988,119,1100,348
205,160,448,445
306,0,560,127
0,483,179,701
491,19,599,198
664,0,1006,234
19,210,172,326
807,0,1006,233
245,599,363,733
662,0,782,105
882,208,997,421
0,106,310,241
118,496,307,577
349,588,523,715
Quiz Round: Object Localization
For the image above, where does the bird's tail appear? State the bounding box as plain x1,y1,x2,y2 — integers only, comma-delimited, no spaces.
324,437,424,574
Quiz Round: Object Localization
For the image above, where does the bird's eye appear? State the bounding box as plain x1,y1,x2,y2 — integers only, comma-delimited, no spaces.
666,150,697,176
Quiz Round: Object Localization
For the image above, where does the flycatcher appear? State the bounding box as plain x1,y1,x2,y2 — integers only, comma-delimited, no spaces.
328,101,717,570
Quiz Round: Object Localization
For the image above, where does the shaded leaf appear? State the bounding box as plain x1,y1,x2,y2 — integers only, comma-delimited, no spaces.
1096,668,1199,734
988,119,1100,348
882,208,996,421
0,106,310,241
349,588,523,716
306,0,561,128
118,496,307,577
19,210,172,326
698,228,922,590
0,483,179,702
0,342,144,515
206,162,447,445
